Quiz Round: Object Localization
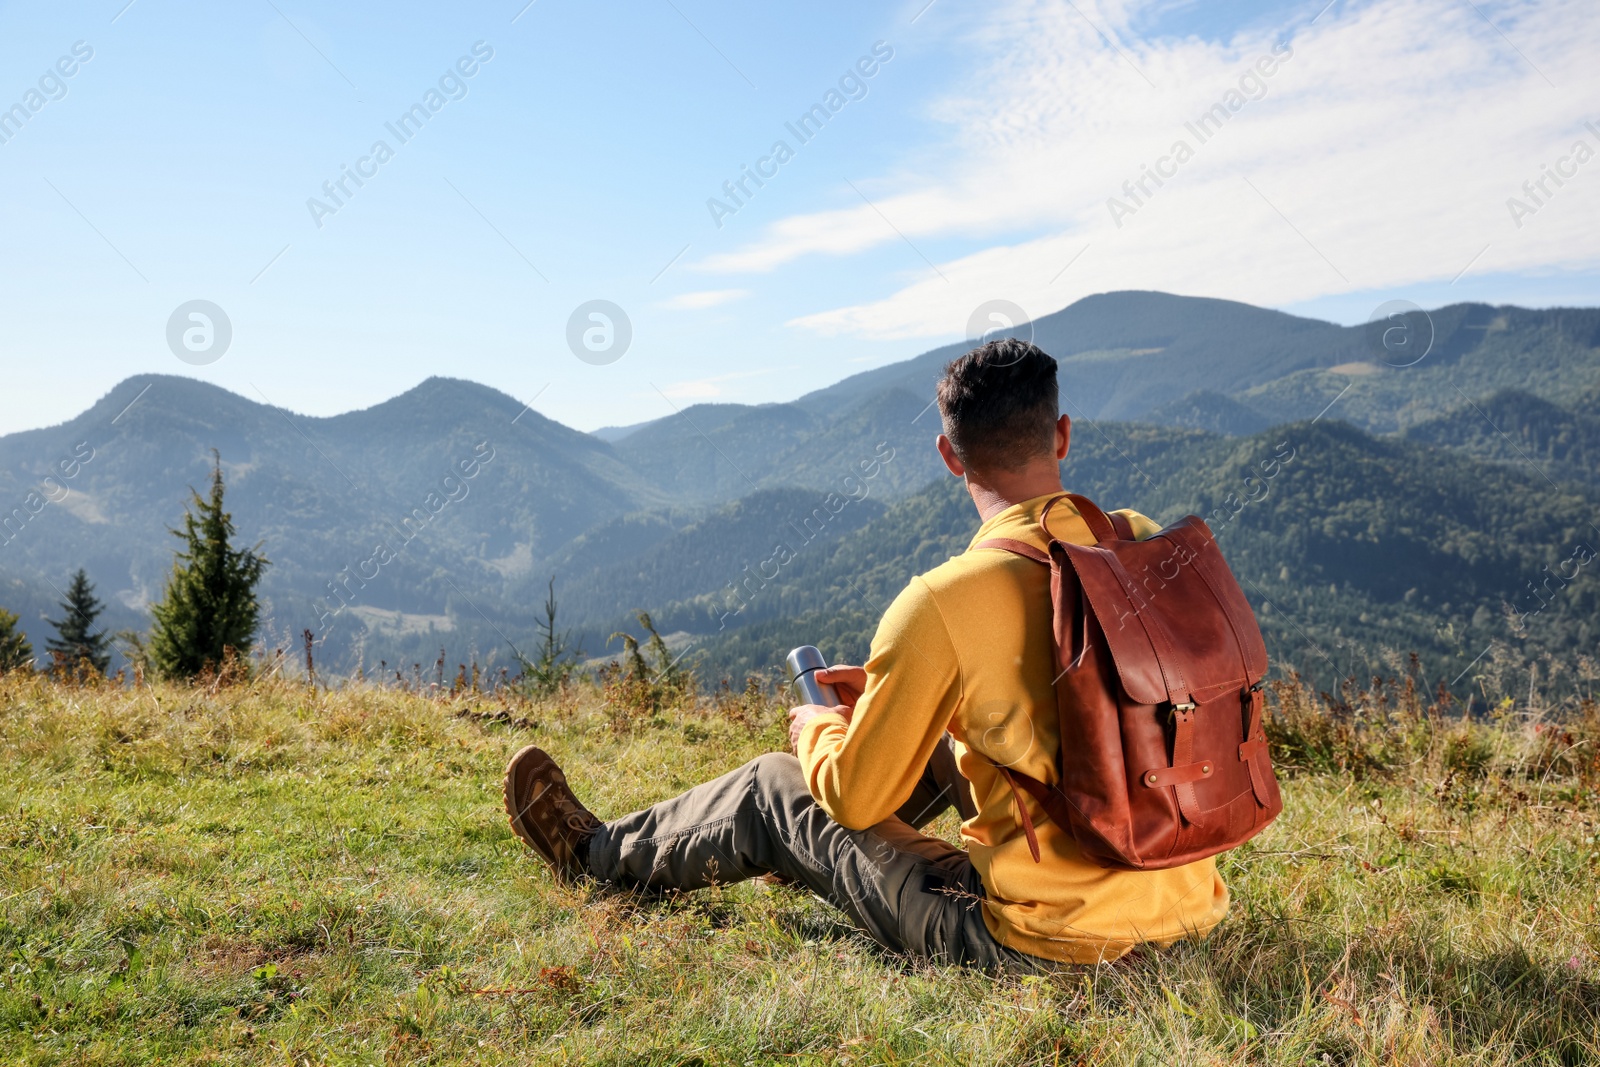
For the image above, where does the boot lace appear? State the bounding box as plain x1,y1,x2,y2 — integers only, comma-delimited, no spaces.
538,780,599,835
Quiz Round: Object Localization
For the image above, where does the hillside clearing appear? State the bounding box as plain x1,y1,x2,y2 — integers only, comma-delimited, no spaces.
1,674,1596,1065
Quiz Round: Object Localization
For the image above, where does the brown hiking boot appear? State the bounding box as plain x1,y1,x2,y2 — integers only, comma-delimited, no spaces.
502,745,601,881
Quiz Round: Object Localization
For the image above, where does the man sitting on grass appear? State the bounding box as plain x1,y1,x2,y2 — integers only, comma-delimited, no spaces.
502,338,1229,970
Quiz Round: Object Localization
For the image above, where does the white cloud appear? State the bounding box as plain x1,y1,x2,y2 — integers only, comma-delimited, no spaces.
658,378,726,399
655,367,777,400
655,288,751,310
696,0,1600,340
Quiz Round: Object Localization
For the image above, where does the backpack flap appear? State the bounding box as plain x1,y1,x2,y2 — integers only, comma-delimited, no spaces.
1060,516,1265,709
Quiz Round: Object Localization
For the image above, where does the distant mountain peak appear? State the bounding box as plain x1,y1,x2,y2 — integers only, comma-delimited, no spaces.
366,375,523,410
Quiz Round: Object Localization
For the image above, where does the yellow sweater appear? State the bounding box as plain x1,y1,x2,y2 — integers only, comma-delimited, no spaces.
797,492,1230,963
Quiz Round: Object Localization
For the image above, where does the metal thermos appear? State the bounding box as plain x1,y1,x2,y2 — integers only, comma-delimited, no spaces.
786,645,840,707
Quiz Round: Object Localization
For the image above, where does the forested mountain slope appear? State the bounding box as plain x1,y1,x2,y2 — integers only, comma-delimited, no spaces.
679,421,1599,694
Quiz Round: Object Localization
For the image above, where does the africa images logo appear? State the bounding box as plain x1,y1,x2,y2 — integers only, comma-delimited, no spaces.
305,42,495,229
0,40,93,148
566,300,632,365
705,41,894,229
165,301,232,365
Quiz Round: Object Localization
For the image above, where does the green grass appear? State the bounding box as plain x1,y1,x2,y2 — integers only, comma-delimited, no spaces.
0,672,1596,1065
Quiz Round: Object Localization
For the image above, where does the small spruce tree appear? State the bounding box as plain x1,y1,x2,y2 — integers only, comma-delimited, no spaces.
46,568,112,675
0,608,33,673
147,453,269,679
520,577,581,697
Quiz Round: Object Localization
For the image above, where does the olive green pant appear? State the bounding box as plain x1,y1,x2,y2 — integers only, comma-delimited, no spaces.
585,741,1054,973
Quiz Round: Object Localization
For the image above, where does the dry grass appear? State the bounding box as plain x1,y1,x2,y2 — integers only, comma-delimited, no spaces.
0,668,1595,1065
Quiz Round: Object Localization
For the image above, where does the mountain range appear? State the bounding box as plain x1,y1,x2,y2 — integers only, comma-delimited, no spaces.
2,290,1596,693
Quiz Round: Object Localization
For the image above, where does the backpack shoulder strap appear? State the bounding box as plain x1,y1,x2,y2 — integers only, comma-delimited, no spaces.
975,494,1135,560
973,537,1050,564
1000,765,1087,863
978,493,1144,865
1042,493,1133,543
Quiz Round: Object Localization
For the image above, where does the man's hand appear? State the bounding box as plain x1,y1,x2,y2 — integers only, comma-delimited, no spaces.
787,664,866,751
788,703,851,751
815,665,866,707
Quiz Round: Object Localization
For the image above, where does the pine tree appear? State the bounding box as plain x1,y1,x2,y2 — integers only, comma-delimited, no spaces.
46,568,112,675
147,453,269,679
0,608,33,673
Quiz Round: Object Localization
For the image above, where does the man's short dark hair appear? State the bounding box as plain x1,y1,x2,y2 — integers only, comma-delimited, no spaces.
935,338,1059,472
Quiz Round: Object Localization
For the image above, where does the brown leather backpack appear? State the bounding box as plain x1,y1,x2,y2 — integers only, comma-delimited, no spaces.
977,493,1281,871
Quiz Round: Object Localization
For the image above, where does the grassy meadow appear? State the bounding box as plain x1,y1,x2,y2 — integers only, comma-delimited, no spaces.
0,668,1596,1066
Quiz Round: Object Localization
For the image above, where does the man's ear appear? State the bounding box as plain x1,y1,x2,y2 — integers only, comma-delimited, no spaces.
1054,414,1072,461
936,434,965,478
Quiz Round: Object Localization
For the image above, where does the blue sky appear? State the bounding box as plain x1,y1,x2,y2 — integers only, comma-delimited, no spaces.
1,0,1595,435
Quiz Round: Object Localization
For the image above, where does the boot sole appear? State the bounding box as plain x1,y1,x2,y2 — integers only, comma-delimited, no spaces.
502,744,562,863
